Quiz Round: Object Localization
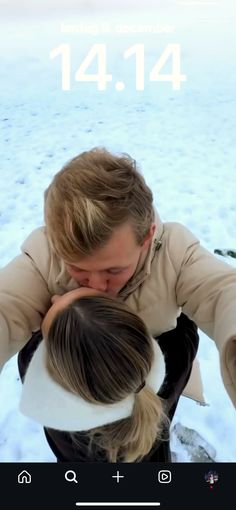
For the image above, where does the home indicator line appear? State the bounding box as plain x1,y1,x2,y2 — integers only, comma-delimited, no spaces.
76,503,161,507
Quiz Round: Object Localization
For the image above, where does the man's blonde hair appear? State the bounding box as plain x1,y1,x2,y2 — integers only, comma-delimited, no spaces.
44,147,154,261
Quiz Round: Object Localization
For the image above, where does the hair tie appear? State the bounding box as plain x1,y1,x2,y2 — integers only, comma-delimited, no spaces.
134,380,146,394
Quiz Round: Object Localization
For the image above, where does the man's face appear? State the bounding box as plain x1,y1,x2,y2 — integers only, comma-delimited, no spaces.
64,222,155,297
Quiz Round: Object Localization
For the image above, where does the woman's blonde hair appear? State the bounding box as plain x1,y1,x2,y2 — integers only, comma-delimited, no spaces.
45,295,168,462
44,147,154,261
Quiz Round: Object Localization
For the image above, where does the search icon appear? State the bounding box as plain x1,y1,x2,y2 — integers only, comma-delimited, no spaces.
65,470,78,484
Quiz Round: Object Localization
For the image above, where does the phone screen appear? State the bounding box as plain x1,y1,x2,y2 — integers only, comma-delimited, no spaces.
0,0,235,508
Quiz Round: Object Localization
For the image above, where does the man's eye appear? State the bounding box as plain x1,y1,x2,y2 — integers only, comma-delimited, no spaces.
107,269,122,275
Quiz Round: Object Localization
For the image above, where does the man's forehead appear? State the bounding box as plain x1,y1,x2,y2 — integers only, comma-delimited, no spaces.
66,257,130,272
65,245,136,271
65,228,138,270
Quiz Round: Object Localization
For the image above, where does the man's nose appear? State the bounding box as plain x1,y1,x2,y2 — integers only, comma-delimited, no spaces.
87,273,108,292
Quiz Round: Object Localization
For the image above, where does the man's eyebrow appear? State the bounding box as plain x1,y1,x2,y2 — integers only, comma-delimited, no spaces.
69,265,126,271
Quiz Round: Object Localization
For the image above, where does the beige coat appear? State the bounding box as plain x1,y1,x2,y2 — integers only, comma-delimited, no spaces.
0,213,236,407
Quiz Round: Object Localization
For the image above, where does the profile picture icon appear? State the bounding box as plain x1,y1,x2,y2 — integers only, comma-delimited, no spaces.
205,470,219,489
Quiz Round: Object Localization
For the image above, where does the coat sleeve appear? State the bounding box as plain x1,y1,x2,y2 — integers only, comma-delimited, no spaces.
171,223,236,407
0,228,52,371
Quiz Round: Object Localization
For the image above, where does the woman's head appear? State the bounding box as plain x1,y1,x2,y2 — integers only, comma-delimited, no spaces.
43,288,154,403
41,288,168,462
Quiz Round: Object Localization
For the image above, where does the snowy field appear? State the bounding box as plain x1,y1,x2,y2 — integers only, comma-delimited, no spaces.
0,1,235,462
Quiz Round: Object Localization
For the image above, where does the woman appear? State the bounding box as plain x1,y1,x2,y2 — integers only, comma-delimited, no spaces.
19,287,170,462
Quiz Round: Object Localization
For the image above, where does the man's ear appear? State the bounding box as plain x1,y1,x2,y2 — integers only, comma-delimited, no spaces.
141,223,156,250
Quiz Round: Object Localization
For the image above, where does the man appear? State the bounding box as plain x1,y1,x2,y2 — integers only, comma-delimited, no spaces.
1,147,235,460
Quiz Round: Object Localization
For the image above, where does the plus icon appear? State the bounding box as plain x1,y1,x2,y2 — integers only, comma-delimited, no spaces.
112,470,124,483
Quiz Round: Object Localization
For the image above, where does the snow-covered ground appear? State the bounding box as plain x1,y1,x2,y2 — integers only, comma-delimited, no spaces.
0,1,235,462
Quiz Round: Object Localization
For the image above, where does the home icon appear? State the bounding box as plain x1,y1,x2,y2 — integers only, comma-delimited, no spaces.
18,470,31,484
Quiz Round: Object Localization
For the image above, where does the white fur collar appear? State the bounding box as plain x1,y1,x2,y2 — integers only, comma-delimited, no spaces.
19,338,165,431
